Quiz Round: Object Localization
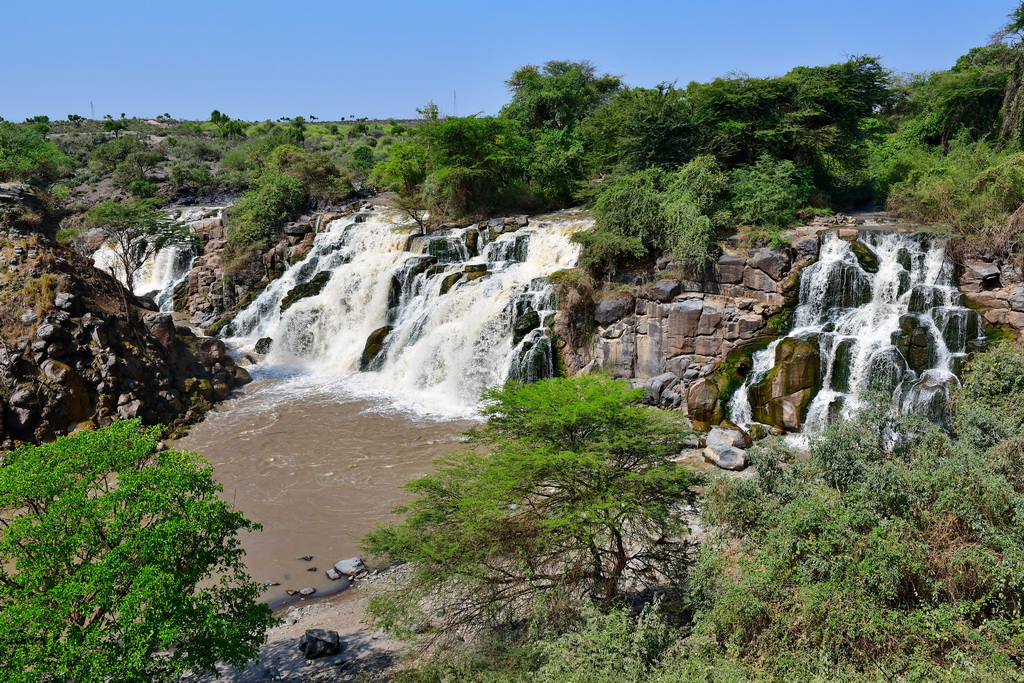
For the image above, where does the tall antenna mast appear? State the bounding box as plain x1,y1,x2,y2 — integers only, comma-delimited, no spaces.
453,91,458,117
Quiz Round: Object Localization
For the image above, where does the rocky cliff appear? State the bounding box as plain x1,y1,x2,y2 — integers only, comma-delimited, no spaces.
557,231,820,426
176,199,372,332
0,184,250,447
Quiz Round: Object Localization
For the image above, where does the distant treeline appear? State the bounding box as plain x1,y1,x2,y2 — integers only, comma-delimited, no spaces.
5,8,1024,274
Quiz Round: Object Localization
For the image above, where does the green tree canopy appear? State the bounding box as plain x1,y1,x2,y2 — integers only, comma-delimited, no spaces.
501,60,622,132
364,376,702,636
0,420,276,682
0,122,74,186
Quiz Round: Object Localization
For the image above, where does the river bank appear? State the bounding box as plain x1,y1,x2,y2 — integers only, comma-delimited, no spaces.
183,564,409,682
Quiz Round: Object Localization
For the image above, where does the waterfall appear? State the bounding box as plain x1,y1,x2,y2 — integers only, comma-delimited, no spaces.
224,207,590,415
730,231,985,433
90,205,221,312
92,242,196,312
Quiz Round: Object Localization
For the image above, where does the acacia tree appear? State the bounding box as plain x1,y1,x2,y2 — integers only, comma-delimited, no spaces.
86,200,194,294
0,420,276,682
363,376,703,636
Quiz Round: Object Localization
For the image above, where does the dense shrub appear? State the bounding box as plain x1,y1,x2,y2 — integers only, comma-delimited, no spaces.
579,156,729,275
0,123,74,185
226,169,306,247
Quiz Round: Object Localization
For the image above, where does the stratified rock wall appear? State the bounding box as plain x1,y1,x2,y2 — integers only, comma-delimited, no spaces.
959,259,1024,337
580,238,818,414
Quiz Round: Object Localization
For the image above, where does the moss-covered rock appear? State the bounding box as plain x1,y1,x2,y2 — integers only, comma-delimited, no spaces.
439,272,463,295
513,311,541,344
892,314,939,373
360,325,394,370
849,240,879,273
280,271,331,312
749,336,821,431
687,375,727,431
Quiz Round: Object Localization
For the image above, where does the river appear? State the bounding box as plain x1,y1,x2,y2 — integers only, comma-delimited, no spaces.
173,369,474,604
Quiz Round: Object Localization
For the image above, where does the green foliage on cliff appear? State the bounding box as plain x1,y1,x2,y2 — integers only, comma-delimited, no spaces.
363,376,701,636
579,156,730,274
0,420,275,682
227,168,306,247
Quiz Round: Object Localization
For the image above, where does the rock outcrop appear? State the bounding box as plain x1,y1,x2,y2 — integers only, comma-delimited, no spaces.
178,201,369,331
959,258,1024,338
748,337,821,431
560,240,817,430
0,192,250,447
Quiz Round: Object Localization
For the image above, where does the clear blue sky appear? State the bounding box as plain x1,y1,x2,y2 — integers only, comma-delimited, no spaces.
1,0,1016,122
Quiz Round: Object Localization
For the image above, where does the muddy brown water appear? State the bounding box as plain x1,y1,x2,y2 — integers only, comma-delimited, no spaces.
171,371,475,606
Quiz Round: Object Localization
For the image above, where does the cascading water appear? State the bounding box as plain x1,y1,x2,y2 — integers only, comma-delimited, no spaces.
224,207,590,415
730,230,986,433
91,206,219,312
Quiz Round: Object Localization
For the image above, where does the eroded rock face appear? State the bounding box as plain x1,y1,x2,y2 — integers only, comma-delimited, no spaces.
588,246,809,383
749,337,821,431
959,259,1024,338
0,200,251,447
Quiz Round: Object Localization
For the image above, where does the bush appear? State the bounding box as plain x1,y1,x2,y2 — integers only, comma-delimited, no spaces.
227,169,306,246
582,156,729,275
170,161,214,193
730,154,811,228
693,390,1024,678
0,122,75,185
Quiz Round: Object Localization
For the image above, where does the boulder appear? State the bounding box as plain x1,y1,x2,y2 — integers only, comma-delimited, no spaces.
334,557,365,575
36,322,60,342
646,372,680,404
703,426,749,471
961,260,1001,291
298,629,342,659
749,248,791,281
793,235,819,260
254,337,273,354
749,337,821,431
716,254,745,284
649,279,681,303
195,337,226,366
280,271,331,311
54,292,76,311
232,366,253,386
513,310,541,344
595,294,635,326
360,326,393,370
439,272,463,295
687,375,725,430
849,240,879,273
143,312,176,350
892,315,939,373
